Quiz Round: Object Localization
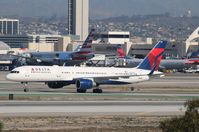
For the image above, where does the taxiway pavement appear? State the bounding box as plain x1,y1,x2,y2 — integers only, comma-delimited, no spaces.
0,72,198,116
0,101,185,116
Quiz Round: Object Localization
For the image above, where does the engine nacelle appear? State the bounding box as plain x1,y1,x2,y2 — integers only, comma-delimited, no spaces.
76,79,93,90
47,81,71,89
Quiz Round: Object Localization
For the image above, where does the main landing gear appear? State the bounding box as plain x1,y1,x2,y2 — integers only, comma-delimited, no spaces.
77,89,87,93
76,88,103,93
93,83,103,93
21,82,29,92
93,88,103,93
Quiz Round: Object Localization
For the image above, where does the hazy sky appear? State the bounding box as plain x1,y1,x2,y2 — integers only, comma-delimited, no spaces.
0,0,198,18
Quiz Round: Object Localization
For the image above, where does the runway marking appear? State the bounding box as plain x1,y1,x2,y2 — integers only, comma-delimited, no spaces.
0,101,186,115
0,92,199,100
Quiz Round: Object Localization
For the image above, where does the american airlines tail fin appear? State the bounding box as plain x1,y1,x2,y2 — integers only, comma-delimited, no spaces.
74,29,95,52
117,44,126,58
72,29,95,60
137,40,167,74
80,29,95,50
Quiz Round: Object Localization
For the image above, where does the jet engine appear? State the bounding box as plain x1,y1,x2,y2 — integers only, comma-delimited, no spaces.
76,79,93,90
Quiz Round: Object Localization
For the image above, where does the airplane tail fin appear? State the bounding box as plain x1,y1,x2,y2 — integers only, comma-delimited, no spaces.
137,40,167,74
80,29,95,50
74,29,95,52
117,44,126,58
72,29,95,60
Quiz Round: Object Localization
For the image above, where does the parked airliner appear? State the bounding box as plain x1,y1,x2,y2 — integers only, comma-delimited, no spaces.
116,43,194,71
6,41,167,93
12,29,95,66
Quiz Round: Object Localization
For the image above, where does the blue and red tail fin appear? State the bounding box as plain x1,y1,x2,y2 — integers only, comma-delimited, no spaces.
117,44,126,58
137,40,167,73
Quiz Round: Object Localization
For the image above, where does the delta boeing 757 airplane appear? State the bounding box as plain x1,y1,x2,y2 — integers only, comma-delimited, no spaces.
6,41,167,93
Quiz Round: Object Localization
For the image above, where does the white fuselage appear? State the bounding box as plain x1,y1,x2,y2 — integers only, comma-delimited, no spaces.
6,65,157,84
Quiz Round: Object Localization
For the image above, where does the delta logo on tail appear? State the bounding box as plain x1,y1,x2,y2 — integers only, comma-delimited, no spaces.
137,40,167,72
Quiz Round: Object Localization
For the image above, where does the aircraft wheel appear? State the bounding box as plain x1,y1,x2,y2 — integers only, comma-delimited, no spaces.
77,89,87,93
93,88,103,93
24,88,29,92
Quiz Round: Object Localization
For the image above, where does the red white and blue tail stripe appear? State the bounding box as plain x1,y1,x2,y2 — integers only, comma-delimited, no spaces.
137,40,167,74
72,29,95,60
81,29,95,50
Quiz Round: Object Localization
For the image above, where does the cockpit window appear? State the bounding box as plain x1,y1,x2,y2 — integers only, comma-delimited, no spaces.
10,71,19,74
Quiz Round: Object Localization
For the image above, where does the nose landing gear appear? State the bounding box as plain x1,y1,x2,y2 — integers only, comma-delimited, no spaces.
21,82,29,92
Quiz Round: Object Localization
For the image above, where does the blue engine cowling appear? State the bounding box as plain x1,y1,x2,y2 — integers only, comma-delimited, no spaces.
76,79,93,90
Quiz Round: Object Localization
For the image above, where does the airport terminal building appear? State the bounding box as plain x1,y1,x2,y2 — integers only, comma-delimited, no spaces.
0,19,19,35
87,31,185,58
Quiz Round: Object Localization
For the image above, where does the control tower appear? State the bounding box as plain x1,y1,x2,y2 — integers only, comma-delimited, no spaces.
68,0,89,41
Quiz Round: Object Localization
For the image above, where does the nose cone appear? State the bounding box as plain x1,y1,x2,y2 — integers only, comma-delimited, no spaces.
6,73,15,81
6,74,11,80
